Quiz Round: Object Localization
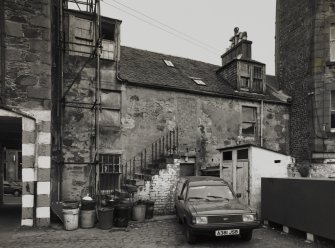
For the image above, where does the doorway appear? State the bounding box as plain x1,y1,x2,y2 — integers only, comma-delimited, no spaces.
0,116,22,234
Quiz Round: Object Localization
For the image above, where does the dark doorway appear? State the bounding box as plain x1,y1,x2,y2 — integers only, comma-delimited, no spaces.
180,163,195,177
0,116,22,235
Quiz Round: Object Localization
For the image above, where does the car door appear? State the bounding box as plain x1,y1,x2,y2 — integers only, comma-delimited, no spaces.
177,182,188,220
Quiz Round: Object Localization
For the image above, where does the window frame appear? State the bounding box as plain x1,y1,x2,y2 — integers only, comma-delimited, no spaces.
331,91,335,132
330,23,335,62
241,106,257,137
99,153,122,192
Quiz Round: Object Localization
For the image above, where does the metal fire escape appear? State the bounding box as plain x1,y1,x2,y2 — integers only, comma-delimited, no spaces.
54,0,102,202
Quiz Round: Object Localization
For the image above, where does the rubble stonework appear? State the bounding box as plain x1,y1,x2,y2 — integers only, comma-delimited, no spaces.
2,0,52,227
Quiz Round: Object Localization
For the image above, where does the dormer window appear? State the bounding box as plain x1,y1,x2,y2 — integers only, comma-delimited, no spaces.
163,60,174,67
192,78,206,86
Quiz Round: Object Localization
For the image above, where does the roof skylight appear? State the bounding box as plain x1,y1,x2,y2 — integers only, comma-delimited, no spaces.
163,59,174,67
193,78,206,86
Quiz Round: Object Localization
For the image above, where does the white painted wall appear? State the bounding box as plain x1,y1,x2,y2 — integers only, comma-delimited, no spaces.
250,146,291,215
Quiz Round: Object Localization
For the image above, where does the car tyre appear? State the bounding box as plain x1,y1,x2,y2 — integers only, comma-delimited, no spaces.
241,230,253,241
185,226,196,244
13,190,21,197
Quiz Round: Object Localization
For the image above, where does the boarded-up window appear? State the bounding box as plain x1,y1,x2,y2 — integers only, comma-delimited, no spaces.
68,15,116,59
101,91,120,109
69,16,94,56
99,109,120,127
330,24,335,61
101,40,115,60
242,106,256,136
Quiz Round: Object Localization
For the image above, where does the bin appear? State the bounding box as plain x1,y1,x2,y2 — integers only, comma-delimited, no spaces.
145,200,155,219
132,204,146,221
80,209,96,228
98,207,114,229
114,204,130,227
81,199,96,210
63,208,79,231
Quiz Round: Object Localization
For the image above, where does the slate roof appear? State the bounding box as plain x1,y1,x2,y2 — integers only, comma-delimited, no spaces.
119,46,287,104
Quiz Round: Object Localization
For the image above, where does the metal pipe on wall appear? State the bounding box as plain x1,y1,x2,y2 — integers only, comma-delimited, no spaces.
260,100,264,147
0,0,6,104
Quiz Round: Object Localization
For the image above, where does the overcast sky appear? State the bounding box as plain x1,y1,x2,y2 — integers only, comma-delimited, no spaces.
98,0,276,75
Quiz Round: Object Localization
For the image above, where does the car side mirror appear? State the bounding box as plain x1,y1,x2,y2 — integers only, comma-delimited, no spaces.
236,193,241,198
178,195,184,201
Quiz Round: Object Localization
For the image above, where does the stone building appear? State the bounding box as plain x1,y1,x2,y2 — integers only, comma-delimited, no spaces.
0,0,52,227
276,0,335,177
0,0,290,227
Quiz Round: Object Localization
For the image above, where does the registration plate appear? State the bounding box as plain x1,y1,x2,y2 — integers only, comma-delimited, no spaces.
215,229,240,236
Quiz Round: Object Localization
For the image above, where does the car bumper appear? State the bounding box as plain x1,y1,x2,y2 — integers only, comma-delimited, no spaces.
187,221,261,236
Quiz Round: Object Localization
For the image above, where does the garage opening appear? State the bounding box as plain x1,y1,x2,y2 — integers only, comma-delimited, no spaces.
0,116,22,234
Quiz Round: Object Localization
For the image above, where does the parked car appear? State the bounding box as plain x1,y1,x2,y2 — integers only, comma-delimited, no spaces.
3,181,22,196
175,176,260,244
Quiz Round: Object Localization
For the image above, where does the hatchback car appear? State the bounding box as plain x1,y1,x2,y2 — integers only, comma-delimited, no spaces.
175,176,260,244
3,181,22,196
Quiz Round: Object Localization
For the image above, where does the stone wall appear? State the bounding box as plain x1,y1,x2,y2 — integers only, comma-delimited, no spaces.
60,81,290,200
121,85,290,169
3,0,52,227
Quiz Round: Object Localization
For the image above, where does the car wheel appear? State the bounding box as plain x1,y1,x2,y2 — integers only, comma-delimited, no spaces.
241,230,253,241
13,190,21,197
185,226,196,244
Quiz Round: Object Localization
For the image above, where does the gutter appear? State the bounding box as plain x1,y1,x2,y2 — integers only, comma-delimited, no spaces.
119,78,290,105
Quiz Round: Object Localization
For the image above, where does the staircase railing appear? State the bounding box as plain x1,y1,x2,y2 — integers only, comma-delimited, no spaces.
122,127,179,184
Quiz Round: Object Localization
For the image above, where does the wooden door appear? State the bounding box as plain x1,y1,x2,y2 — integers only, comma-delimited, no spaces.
236,161,249,205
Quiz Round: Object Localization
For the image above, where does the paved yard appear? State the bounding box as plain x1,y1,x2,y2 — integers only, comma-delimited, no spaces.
1,217,334,248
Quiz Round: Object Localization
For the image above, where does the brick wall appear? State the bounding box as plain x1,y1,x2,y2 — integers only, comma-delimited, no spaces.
276,0,315,162
277,0,335,162
136,158,180,215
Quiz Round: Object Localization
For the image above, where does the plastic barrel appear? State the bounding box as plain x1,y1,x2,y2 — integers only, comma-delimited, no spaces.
114,204,130,227
80,209,96,228
145,200,155,219
63,208,79,231
98,208,114,229
132,204,146,221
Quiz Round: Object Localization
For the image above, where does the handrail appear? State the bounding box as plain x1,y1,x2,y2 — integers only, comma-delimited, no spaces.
122,127,179,184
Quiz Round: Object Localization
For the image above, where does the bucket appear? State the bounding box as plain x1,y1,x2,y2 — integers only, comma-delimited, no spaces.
132,204,146,221
98,207,114,229
63,208,79,231
144,200,155,219
63,201,79,209
80,209,96,228
114,204,130,227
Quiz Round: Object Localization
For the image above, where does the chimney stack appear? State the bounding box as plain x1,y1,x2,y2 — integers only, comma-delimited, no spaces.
221,27,252,67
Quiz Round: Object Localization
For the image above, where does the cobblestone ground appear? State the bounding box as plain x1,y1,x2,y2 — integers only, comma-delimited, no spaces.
1,218,334,248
